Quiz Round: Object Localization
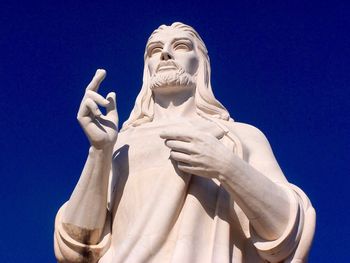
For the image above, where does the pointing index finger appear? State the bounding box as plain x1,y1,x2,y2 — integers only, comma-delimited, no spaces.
86,69,106,92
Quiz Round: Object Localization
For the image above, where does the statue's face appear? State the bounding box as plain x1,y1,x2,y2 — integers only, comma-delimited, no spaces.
146,27,199,91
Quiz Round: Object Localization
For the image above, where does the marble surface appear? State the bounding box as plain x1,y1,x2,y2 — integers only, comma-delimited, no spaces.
54,22,315,263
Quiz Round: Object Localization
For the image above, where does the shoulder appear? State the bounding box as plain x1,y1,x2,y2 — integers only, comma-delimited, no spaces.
232,122,266,137
217,121,287,183
217,120,277,166
218,120,270,149
218,119,288,182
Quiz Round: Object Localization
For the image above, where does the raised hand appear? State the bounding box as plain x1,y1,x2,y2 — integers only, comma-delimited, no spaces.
77,69,119,149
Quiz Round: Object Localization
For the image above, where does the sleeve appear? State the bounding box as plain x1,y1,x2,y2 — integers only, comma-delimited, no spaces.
54,202,112,263
249,184,316,263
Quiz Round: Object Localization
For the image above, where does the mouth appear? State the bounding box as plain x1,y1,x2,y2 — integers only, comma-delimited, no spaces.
157,65,178,72
156,61,178,72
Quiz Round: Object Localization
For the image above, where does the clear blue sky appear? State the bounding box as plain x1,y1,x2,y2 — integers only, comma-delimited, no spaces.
0,1,349,262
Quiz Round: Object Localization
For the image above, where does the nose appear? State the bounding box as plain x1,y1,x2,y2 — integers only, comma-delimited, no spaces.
160,47,173,61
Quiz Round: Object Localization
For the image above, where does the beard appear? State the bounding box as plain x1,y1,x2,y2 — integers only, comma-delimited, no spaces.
150,67,196,91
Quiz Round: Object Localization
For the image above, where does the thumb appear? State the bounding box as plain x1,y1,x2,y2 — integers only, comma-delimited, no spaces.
106,92,117,114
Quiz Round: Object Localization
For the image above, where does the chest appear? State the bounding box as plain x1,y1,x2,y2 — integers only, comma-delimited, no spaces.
113,125,172,176
113,119,229,173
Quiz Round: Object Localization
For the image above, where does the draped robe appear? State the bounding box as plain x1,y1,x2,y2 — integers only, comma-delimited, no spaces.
54,119,315,263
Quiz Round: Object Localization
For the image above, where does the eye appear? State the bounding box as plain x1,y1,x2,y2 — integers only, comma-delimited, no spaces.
174,42,191,51
148,46,163,57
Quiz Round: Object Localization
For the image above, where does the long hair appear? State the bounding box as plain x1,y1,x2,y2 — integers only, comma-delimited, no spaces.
122,22,230,130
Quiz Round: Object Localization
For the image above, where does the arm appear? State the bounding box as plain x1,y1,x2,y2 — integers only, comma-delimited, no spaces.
218,124,295,240
62,146,113,244
160,124,295,241
60,69,118,244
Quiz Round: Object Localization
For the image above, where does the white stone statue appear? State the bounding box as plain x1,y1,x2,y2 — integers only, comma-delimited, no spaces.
54,22,315,263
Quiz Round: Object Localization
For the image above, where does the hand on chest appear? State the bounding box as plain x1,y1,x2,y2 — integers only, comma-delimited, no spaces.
114,118,233,179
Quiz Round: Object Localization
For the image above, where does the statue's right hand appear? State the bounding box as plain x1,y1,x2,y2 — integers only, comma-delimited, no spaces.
77,69,119,149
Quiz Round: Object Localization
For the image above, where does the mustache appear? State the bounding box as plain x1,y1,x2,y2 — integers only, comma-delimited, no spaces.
150,70,195,90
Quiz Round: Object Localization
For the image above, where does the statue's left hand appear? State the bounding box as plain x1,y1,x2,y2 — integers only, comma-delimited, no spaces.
160,128,235,180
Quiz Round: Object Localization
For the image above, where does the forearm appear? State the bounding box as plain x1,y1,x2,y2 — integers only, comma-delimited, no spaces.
220,155,293,240
62,145,113,244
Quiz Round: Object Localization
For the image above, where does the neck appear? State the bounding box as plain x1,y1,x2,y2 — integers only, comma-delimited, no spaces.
152,86,197,121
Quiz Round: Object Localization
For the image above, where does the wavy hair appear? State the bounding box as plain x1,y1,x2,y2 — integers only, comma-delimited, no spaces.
122,22,230,130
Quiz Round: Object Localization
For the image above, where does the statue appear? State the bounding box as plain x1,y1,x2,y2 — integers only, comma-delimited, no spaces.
54,22,315,263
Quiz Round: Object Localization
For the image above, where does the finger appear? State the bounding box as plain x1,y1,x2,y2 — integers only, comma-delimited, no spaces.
78,98,102,118
85,90,110,107
165,140,196,154
177,161,191,168
106,92,117,114
105,92,119,126
178,162,195,172
177,163,203,176
86,69,106,92
160,129,195,142
169,151,193,164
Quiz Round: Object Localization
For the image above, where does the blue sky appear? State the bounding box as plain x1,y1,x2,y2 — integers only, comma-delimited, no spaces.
0,1,349,262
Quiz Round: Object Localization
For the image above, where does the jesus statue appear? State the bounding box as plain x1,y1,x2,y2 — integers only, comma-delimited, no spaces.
54,22,315,263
